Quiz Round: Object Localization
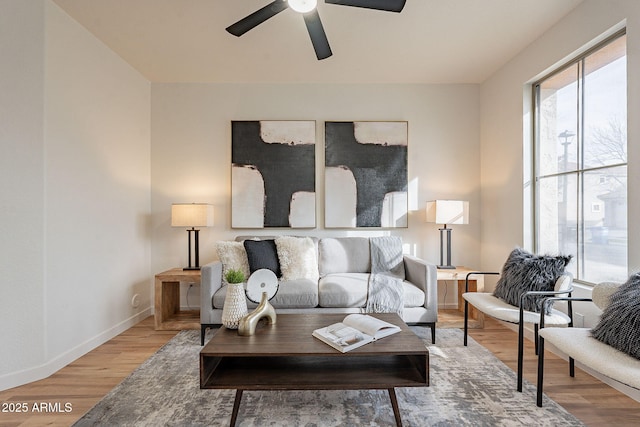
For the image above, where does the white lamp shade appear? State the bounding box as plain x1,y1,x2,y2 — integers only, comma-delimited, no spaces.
425,200,469,225
171,203,214,227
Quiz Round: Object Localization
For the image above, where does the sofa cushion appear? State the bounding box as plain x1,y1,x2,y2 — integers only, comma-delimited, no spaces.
213,278,318,309
493,248,571,313
318,237,371,276
402,281,426,308
591,273,640,360
318,273,425,308
319,273,369,308
216,241,250,285
243,239,281,277
275,236,319,281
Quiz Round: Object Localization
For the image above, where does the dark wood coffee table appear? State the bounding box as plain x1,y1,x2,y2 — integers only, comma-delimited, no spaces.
200,313,429,426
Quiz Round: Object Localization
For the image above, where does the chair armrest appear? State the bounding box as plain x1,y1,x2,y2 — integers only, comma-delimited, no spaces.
464,271,500,293
519,287,574,306
404,255,438,312
200,261,223,323
519,288,575,324
539,296,593,328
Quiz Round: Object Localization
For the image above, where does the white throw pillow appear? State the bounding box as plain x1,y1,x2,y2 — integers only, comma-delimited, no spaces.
216,241,250,285
275,236,319,282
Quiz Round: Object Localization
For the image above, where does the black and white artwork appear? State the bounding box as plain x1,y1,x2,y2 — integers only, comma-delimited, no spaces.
231,121,316,228
325,121,408,228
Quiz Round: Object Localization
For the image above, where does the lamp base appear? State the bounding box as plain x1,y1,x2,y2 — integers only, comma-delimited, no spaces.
183,228,201,271
438,226,456,270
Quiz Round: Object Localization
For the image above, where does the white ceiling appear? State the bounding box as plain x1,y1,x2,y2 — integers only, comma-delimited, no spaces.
52,0,584,84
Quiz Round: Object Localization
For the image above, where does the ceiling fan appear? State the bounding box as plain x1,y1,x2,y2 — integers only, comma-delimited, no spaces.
226,0,406,60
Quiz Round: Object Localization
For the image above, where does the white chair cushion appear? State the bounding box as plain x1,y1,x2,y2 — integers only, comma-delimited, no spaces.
539,327,640,389
462,292,571,325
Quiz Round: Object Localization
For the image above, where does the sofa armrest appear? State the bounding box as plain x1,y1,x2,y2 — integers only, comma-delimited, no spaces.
200,261,223,323
404,255,438,314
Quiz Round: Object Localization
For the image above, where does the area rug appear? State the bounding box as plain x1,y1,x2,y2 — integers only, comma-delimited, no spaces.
74,327,584,426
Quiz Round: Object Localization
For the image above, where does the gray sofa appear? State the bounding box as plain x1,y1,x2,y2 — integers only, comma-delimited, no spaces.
200,236,438,345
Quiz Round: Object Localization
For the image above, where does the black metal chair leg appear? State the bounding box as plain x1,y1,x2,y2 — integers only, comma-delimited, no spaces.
537,336,545,407
464,300,469,346
430,323,436,344
517,316,524,392
534,324,539,356
570,357,575,377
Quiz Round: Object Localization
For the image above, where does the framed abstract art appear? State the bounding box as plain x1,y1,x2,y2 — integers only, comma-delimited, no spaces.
231,120,316,228
325,121,408,228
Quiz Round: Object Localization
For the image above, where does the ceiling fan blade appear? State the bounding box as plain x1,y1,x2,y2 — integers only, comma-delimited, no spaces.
303,10,332,60
325,0,406,13
226,0,289,36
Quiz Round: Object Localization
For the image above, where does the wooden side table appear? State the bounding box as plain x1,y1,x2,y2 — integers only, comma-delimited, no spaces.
155,268,201,330
437,267,486,329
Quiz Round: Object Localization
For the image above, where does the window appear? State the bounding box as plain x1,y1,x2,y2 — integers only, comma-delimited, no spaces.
533,31,627,284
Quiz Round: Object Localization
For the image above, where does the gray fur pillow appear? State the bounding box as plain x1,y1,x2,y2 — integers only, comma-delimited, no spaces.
591,273,640,360
493,248,572,313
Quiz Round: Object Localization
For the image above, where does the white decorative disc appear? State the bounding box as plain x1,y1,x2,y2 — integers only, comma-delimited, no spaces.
245,269,279,304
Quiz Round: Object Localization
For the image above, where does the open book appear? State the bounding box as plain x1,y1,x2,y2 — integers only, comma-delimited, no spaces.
312,314,401,353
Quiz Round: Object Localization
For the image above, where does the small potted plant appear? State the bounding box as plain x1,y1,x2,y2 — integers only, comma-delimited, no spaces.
221,269,248,329
225,269,246,285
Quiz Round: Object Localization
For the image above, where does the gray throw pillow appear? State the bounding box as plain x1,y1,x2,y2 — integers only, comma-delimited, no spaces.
591,273,640,360
493,248,572,313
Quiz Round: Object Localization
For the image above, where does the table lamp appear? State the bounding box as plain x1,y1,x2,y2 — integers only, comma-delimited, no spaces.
426,200,469,269
171,203,214,270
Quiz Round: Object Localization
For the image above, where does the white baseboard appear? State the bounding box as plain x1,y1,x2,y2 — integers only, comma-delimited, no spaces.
0,307,151,392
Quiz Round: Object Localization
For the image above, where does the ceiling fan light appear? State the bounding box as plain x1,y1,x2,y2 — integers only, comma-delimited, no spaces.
288,0,317,14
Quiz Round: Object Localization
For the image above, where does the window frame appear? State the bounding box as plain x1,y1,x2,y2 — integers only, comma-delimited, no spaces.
531,28,627,285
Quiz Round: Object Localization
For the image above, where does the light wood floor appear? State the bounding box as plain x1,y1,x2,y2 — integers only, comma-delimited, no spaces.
1,315,639,426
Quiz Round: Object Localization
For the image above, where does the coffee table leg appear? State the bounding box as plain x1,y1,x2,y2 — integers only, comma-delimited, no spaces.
230,389,243,427
388,388,403,427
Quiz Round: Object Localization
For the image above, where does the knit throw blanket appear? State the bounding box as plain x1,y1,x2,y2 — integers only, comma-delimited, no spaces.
366,236,405,316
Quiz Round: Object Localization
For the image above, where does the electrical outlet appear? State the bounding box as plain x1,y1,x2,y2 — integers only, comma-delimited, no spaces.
574,312,585,328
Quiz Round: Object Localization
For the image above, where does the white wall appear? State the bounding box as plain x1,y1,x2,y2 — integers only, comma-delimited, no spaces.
43,1,151,360
480,0,640,287
0,1,151,390
150,83,481,308
0,0,46,382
